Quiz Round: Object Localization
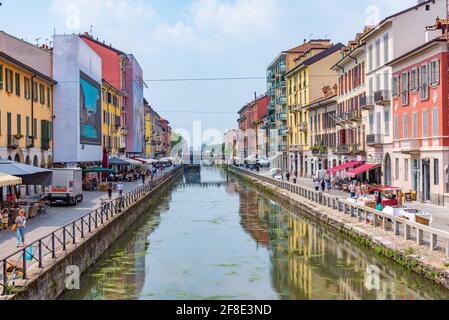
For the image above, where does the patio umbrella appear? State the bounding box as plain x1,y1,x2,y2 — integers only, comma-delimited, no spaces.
0,160,52,186
0,172,22,187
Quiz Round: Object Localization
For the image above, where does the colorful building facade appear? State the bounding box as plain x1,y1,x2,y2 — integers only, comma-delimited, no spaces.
389,37,449,203
0,31,56,168
286,42,343,177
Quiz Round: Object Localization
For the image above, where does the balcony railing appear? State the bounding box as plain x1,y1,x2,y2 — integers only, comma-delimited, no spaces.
41,138,51,150
276,96,287,105
335,144,350,154
277,112,287,121
374,90,391,105
298,122,308,132
26,136,35,149
279,80,286,88
7,135,19,149
278,127,289,136
278,63,286,73
400,139,421,154
360,96,375,110
366,133,384,146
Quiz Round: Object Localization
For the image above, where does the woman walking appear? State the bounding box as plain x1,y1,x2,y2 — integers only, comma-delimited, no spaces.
15,209,26,248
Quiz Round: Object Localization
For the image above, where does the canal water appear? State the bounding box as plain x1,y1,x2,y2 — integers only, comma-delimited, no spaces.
61,166,449,300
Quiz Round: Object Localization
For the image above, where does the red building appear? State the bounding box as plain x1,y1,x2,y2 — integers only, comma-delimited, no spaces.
389,37,449,203
237,94,270,159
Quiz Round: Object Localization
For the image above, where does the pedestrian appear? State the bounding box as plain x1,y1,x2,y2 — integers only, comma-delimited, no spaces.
14,209,26,248
142,174,146,185
117,182,124,198
107,182,113,200
320,179,326,193
293,172,297,184
314,179,320,192
349,181,356,198
286,172,291,182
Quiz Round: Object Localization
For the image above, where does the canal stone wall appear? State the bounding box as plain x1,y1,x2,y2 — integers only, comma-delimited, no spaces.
5,168,183,300
227,167,449,290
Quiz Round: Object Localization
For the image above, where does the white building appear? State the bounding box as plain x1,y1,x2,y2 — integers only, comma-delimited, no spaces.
53,35,103,164
362,0,444,186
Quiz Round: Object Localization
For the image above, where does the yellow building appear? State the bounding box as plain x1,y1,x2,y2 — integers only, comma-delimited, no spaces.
0,51,56,168
286,43,343,176
102,80,123,156
144,99,153,157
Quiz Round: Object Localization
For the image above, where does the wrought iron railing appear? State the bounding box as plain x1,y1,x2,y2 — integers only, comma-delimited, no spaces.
0,166,182,296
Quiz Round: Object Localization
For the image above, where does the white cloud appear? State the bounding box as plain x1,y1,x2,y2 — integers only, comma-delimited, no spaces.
49,0,156,31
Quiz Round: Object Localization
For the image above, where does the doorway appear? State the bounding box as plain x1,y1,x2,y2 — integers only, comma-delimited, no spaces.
384,153,392,186
422,159,430,201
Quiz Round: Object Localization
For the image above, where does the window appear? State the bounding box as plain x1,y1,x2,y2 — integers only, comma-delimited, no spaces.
375,39,381,68
430,59,440,85
401,72,409,105
39,84,45,104
410,68,418,91
392,75,400,97
395,158,399,180
383,70,389,90
17,114,21,135
412,112,418,138
375,74,381,91
5,68,13,93
384,107,390,136
24,77,31,100
383,33,389,64
33,118,37,138
47,87,51,107
403,112,409,138
432,107,438,136
0,64,3,89
32,81,38,102
15,73,20,96
434,159,439,185
394,115,399,140
368,45,373,71
405,159,409,182
422,109,428,138
369,112,374,134
107,92,112,104
420,64,429,100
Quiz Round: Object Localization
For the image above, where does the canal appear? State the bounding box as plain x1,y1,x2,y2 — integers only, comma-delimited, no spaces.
61,166,449,300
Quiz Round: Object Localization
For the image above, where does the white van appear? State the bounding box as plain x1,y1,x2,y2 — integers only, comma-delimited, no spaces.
48,168,84,206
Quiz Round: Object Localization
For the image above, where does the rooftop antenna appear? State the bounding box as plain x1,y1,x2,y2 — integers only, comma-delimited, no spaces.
35,37,41,46
90,25,94,36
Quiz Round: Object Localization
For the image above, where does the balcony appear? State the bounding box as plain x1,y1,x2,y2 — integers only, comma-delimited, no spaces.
278,63,286,73
278,127,289,136
366,133,384,146
279,80,286,88
335,144,351,155
277,112,287,121
400,139,421,154
26,136,35,148
276,95,287,105
41,138,51,150
268,87,276,96
7,135,20,149
298,122,308,132
360,96,375,110
311,146,328,156
349,109,362,122
374,90,391,106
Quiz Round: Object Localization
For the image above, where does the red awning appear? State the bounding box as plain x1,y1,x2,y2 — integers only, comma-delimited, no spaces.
345,163,381,177
132,158,147,164
328,161,363,174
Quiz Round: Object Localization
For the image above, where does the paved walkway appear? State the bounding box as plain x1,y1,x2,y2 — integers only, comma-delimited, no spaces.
254,168,449,233
0,169,171,259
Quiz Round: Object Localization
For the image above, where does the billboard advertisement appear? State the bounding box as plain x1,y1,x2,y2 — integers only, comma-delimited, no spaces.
80,71,102,145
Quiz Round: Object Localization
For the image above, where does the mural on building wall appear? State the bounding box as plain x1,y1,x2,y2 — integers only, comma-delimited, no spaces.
80,71,102,145
133,78,144,152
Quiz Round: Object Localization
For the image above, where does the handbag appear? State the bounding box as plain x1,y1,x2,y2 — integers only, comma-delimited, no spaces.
12,224,17,232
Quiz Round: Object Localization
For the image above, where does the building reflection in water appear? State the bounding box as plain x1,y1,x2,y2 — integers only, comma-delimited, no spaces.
236,182,448,300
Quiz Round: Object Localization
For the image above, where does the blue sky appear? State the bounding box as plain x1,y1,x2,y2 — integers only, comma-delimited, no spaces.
0,0,418,143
